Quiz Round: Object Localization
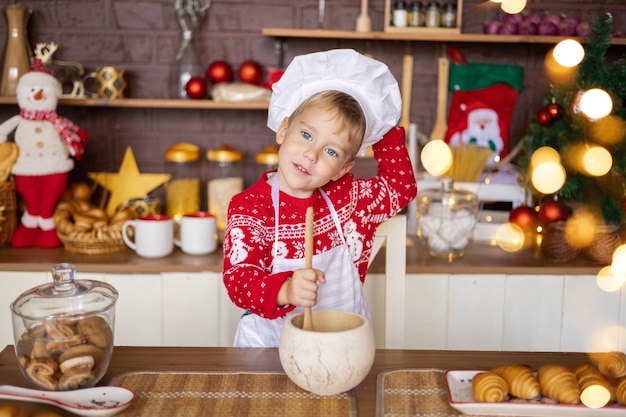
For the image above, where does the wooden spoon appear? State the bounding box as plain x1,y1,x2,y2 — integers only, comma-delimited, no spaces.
429,56,449,141
302,206,314,331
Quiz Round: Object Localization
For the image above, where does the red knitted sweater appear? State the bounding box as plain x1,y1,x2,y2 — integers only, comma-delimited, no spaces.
223,127,417,319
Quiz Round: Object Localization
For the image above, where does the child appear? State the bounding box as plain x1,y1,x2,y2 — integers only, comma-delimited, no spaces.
223,49,417,347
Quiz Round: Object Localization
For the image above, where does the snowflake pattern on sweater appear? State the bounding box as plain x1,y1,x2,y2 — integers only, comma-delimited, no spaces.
223,127,417,320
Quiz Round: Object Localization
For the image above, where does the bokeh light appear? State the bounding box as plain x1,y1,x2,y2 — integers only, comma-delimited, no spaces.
582,146,612,176
611,244,626,278
580,384,611,408
530,146,560,169
531,161,566,194
495,223,525,252
500,0,527,14
588,115,626,145
585,323,624,352
564,207,601,249
553,40,585,67
596,266,624,292
421,139,452,176
544,48,578,86
580,88,613,119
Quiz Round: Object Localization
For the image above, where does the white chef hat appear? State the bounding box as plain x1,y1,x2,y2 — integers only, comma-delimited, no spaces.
267,49,401,156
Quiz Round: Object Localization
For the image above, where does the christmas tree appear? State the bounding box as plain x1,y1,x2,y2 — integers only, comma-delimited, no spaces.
517,13,626,263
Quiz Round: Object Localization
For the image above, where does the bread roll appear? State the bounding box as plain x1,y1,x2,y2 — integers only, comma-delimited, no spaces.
537,364,581,405
472,371,508,402
574,363,614,400
590,351,626,379
574,363,614,407
0,405,27,417
616,377,626,405
491,365,540,400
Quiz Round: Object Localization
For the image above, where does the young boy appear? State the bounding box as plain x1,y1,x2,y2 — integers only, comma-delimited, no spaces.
223,49,417,347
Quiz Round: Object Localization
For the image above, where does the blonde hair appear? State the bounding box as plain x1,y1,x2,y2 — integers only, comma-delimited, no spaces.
289,90,366,159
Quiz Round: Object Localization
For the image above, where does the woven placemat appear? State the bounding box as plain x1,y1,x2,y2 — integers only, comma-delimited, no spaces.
376,369,464,417
110,371,356,417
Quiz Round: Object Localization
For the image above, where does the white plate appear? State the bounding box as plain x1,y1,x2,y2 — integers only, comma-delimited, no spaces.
445,370,626,417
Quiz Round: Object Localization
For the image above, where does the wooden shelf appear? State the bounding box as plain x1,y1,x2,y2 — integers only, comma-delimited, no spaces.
0,97,269,110
262,28,626,45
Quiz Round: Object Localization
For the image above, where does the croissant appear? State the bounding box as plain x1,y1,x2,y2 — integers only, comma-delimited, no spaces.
589,351,626,379
616,377,626,405
574,363,614,407
537,364,581,405
491,365,540,400
472,371,509,402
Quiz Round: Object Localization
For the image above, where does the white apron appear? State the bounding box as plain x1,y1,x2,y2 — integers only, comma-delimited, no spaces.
233,175,371,347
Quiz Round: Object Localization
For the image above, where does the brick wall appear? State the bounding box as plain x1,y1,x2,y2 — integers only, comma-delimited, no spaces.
0,0,624,209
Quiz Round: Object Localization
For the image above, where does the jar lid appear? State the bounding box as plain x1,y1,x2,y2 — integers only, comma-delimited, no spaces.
255,146,279,166
165,143,201,162
10,263,119,320
419,177,478,204
207,144,244,162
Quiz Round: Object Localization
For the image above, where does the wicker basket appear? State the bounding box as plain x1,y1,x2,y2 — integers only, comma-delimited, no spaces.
57,232,126,254
541,221,579,262
583,225,622,265
0,180,17,245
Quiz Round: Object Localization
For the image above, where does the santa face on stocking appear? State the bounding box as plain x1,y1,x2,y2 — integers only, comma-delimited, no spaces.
448,106,504,166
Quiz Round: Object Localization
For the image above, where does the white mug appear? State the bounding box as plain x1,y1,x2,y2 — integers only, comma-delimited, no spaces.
174,211,217,255
122,214,174,258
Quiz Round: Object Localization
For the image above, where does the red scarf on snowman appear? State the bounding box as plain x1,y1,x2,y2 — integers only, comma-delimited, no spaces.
19,108,89,160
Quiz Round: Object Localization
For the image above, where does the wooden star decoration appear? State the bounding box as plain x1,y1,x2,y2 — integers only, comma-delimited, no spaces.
88,146,171,216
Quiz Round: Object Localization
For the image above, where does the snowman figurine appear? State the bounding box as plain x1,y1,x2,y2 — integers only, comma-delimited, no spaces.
0,59,88,247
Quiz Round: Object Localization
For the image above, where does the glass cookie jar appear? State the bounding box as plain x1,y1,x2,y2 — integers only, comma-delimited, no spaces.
416,178,479,261
207,144,244,233
165,142,202,220
10,263,118,391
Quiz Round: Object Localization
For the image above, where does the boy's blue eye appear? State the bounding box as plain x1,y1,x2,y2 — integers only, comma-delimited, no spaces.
301,131,312,140
325,148,338,157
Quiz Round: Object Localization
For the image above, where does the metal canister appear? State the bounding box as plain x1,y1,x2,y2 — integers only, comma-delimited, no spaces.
165,143,201,219
207,144,244,232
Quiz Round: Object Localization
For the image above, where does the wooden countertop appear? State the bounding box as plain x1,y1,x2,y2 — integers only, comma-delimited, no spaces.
0,237,602,275
0,345,594,417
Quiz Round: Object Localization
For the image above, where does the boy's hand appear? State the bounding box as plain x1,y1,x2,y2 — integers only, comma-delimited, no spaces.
277,268,326,307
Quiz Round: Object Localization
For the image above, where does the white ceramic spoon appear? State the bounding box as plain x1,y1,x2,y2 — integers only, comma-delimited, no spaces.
0,385,134,417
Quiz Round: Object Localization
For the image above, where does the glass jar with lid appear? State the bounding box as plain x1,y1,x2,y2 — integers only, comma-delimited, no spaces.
441,2,457,28
207,144,244,232
392,1,408,27
165,142,201,220
409,2,425,27
425,1,441,27
10,263,119,391
416,177,479,261
255,145,279,180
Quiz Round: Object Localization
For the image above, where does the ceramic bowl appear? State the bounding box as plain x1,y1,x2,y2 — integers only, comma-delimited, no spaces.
278,310,375,396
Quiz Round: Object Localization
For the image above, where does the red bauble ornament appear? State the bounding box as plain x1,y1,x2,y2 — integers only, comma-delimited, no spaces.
509,205,539,232
538,199,571,226
238,60,264,85
536,109,551,126
206,60,233,84
546,102,564,119
185,77,208,99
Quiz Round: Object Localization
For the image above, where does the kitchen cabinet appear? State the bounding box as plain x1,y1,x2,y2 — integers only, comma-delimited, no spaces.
3,268,621,353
